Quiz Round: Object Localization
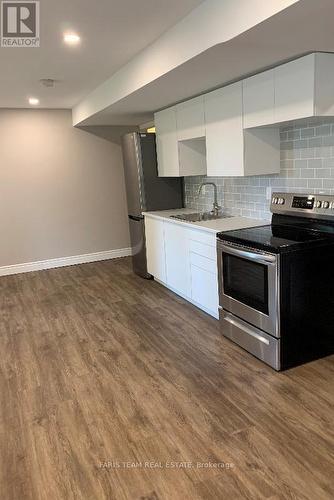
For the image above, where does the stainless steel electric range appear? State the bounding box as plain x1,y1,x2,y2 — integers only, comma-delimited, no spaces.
217,192,334,370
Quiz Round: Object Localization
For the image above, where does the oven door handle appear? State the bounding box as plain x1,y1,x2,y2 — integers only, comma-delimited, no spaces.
219,243,277,265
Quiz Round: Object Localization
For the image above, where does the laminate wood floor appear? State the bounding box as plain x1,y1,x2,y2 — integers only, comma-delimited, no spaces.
1,257,334,500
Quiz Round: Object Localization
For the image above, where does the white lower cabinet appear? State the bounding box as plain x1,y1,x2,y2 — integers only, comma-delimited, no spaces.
145,216,166,283
190,264,218,314
188,232,218,317
144,216,219,318
164,222,190,297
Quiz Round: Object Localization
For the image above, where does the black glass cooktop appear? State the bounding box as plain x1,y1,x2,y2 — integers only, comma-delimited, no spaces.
218,224,330,253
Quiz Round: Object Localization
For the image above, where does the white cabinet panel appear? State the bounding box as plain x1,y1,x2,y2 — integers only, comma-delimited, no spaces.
274,54,315,123
164,222,190,296
155,108,179,177
205,82,244,176
145,217,166,283
176,96,205,140
189,234,218,316
314,52,334,116
190,264,218,315
243,70,275,128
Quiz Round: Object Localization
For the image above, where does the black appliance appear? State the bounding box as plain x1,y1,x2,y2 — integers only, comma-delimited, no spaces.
121,133,184,278
217,192,334,370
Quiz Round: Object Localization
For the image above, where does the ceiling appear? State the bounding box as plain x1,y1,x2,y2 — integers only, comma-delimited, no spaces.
0,0,203,108
3,0,334,127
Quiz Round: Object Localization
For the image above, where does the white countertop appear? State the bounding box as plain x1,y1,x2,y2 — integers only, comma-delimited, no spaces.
142,208,268,234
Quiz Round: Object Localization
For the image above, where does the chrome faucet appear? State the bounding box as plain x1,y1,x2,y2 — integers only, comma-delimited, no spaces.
197,182,222,216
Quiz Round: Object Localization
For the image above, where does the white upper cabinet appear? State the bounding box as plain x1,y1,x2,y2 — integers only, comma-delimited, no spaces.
243,53,334,127
205,82,280,177
155,53,334,178
243,69,275,128
205,82,244,176
155,99,206,177
155,107,179,177
245,53,334,128
176,96,205,140
274,54,315,123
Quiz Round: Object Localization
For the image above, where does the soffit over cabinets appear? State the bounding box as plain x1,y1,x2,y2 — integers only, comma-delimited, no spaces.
74,0,334,126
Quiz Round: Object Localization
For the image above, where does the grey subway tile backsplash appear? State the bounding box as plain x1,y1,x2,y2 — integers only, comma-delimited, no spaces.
287,129,301,140
323,135,334,147
315,124,331,136
300,127,315,138
184,121,334,220
309,137,322,147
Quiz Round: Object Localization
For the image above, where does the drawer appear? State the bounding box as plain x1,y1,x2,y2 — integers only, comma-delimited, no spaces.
189,239,217,260
188,229,216,248
190,252,217,274
220,311,280,370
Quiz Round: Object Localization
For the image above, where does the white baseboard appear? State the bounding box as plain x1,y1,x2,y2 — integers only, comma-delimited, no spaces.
0,247,132,277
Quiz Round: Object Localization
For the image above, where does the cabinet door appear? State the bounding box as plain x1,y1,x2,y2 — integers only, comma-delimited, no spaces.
274,54,315,123
314,52,334,116
176,96,205,140
205,82,244,176
243,70,275,128
145,217,166,283
164,222,190,297
190,263,218,316
155,108,179,177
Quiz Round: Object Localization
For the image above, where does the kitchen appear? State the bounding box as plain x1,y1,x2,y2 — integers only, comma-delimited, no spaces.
132,52,334,370
1,1,334,499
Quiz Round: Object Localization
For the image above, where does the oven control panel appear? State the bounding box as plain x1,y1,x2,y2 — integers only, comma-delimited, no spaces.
271,192,334,218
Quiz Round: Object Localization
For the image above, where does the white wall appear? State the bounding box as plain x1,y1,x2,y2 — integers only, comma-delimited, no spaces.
0,109,131,267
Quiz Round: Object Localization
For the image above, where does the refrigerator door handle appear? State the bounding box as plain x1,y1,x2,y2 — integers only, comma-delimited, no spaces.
128,214,144,222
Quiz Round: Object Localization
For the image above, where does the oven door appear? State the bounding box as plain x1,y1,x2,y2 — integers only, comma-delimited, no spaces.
217,241,280,337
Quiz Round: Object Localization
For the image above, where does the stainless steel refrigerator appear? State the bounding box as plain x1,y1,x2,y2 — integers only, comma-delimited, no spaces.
121,132,184,278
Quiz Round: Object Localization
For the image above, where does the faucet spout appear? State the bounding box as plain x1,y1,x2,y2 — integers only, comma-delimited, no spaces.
197,182,221,215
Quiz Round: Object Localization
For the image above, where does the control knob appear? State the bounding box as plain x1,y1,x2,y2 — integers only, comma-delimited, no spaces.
316,200,322,209
322,201,330,209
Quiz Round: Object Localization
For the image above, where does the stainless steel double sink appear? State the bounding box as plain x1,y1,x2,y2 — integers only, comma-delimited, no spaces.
169,212,232,222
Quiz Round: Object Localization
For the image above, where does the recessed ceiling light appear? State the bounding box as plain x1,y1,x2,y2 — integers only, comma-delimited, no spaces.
64,33,80,45
29,97,39,106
